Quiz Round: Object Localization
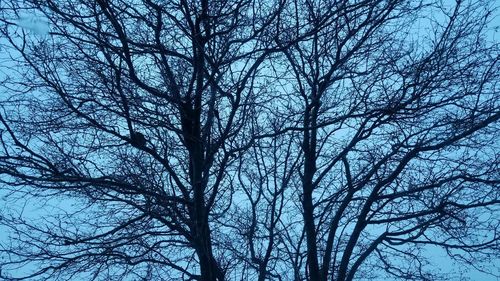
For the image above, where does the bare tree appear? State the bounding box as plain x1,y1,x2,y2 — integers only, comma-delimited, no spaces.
0,0,288,280
257,0,500,280
0,0,498,281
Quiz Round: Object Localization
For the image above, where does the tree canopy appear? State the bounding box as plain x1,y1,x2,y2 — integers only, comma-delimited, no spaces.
0,0,499,280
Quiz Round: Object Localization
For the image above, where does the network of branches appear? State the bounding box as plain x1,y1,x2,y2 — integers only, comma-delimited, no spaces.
0,0,498,280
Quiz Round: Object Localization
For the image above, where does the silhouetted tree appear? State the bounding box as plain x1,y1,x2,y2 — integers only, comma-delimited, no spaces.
0,0,498,280
251,1,500,280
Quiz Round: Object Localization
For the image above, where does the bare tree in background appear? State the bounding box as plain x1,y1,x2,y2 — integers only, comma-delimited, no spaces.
0,0,499,280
